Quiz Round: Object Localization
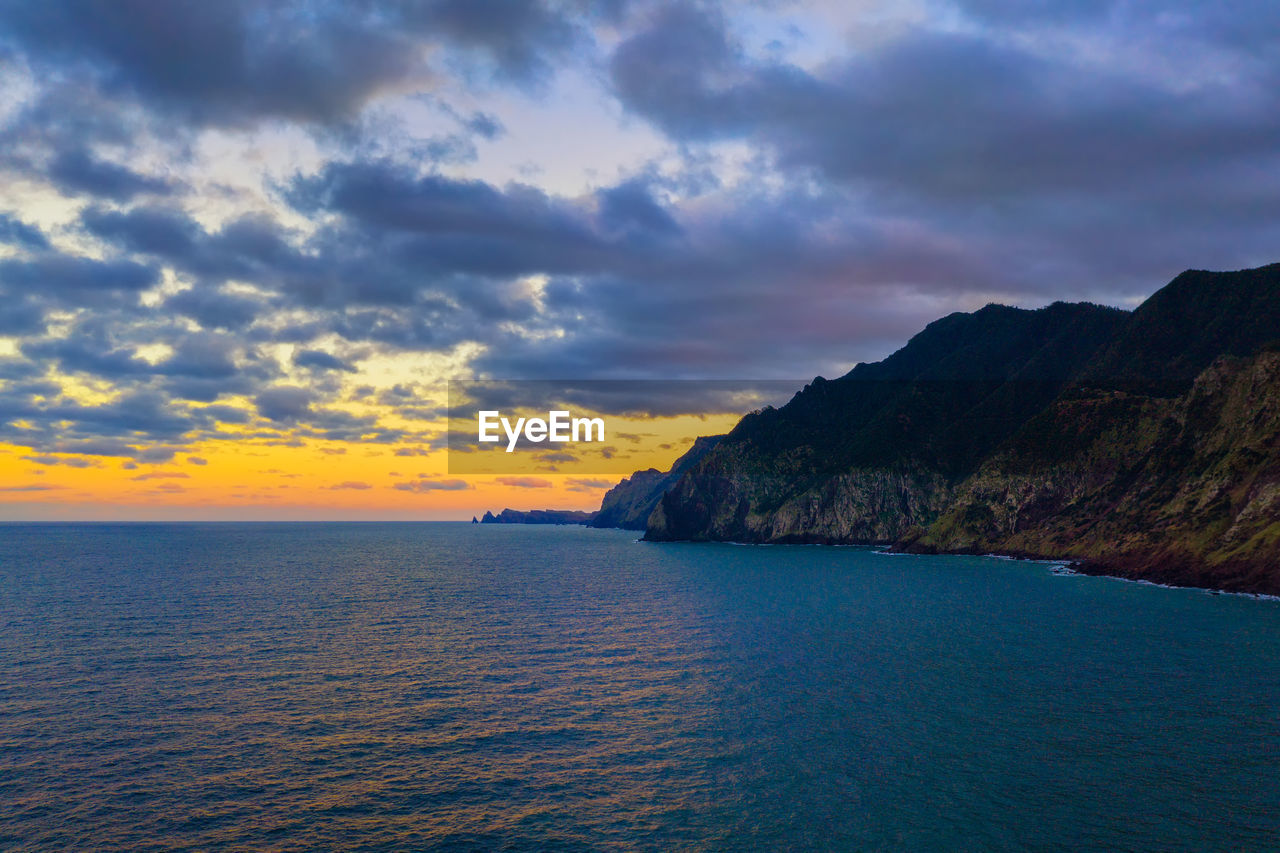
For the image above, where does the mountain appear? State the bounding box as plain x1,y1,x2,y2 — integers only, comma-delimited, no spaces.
646,301,1130,543
589,435,722,529
646,264,1280,594
1078,264,1280,396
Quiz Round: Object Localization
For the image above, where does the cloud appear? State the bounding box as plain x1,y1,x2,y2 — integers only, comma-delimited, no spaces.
393,478,472,491
187,456,207,465
0,213,49,250
135,445,179,463
328,480,372,490
286,160,611,281
22,455,99,468
294,349,356,372
566,477,614,492
0,483,65,492
494,476,552,488
131,471,189,480
605,1,1280,296
165,288,263,331
255,386,315,422
0,0,611,130
47,148,172,201
0,1,422,128
404,0,580,85
0,254,159,297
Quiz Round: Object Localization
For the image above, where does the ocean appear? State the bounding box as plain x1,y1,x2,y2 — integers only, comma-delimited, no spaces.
1,522,1276,851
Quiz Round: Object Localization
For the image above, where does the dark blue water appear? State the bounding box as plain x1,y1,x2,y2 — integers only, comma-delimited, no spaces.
0,523,1276,851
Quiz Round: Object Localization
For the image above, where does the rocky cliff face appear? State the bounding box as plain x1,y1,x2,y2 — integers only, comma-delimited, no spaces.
589,435,722,530
645,263,1280,594
646,446,954,543
902,348,1280,593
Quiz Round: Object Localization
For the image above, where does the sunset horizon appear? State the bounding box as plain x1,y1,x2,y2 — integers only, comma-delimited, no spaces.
7,2,1279,521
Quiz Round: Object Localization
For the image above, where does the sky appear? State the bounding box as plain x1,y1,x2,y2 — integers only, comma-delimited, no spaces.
2,0,1279,520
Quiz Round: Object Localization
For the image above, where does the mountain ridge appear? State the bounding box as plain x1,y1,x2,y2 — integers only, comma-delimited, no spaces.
644,263,1280,594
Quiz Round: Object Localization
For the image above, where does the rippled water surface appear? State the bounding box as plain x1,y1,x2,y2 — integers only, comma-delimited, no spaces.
1,523,1277,851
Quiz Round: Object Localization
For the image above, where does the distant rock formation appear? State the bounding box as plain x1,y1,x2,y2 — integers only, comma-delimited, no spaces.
479,508,596,525
477,435,722,531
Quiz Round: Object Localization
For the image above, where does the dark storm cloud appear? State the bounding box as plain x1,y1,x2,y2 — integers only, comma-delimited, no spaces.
0,358,44,381
254,386,316,422
0,214,49,250
47,148,173,201
22,335,152,378
243,389,389,442
155,333,242,380
0,0,419,127
598,0,1280,329
597,178,683,240
0,387,199,451
0,0,612,129
2,379,178,456
609,3,1280,201
24,455,99,468
404,0,576,85
0,255,159,296
288,161,609,272
164,287,264,331
81,206,306,285
293,349,357,373
81,205,202,259
0,298,48,335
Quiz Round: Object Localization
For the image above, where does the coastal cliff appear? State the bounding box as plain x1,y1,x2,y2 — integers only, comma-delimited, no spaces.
477,435,721,530
589,435,722,530
646,263,1280,594
647,299,1131,542
901,348,1280,593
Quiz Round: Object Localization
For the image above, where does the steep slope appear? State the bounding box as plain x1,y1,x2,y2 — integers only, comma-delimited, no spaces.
589,435,722,529
903,347,1280,594
646,301,1130,543
1078,263,1280,395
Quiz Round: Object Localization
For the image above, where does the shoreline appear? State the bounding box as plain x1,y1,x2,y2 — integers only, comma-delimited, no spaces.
640,533,1280,598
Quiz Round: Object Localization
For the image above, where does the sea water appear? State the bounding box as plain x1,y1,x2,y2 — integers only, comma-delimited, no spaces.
1,523,1276,850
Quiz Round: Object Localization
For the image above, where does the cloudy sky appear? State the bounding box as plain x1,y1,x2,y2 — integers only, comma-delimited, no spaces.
2,0,1278,519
